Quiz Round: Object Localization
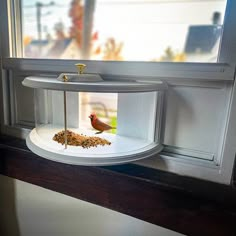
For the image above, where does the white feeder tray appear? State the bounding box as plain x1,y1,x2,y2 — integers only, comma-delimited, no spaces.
22,68,167,166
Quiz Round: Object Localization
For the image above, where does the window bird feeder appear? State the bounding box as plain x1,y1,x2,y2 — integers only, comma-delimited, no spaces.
22,64,167,166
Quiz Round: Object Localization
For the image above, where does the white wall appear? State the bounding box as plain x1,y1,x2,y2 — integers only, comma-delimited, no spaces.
0,175,184,236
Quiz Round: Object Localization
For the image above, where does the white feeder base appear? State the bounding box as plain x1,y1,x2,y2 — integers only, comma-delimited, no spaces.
26,126,163,166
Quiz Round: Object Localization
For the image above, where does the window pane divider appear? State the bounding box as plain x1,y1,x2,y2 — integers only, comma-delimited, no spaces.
218,0,236,64
2,57,235,81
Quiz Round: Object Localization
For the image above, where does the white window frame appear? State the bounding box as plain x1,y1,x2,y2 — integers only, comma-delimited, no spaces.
0,0,236,184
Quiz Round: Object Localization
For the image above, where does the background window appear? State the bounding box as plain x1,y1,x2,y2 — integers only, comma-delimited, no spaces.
22,0,227,62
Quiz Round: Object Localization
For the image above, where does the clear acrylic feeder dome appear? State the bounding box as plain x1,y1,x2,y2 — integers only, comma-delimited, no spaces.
22,64,167,166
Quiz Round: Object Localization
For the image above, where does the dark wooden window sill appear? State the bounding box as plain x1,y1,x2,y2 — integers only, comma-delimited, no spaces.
0,134,236,236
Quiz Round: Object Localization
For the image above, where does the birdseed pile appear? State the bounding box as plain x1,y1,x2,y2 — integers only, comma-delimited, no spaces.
53,130,111,148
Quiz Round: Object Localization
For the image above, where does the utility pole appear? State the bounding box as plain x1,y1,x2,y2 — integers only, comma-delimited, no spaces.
36,2,43,44
82,0,96,59
35,1,55,54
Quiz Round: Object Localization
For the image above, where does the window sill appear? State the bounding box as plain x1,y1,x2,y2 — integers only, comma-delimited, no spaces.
0,134,236,236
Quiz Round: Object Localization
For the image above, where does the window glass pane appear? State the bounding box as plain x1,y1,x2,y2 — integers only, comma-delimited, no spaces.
22,0,227,62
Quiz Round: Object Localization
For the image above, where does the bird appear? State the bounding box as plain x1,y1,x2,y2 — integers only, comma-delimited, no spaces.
89,113,116,134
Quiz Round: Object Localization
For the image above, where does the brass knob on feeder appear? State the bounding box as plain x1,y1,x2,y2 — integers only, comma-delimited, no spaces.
75,63,86,74
62,75,68,82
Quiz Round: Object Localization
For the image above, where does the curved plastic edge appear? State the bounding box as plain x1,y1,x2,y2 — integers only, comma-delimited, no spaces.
22,76,167,93
26,129,163,166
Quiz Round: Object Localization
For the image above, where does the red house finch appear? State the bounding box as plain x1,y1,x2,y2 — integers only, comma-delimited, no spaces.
89,113,116,134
